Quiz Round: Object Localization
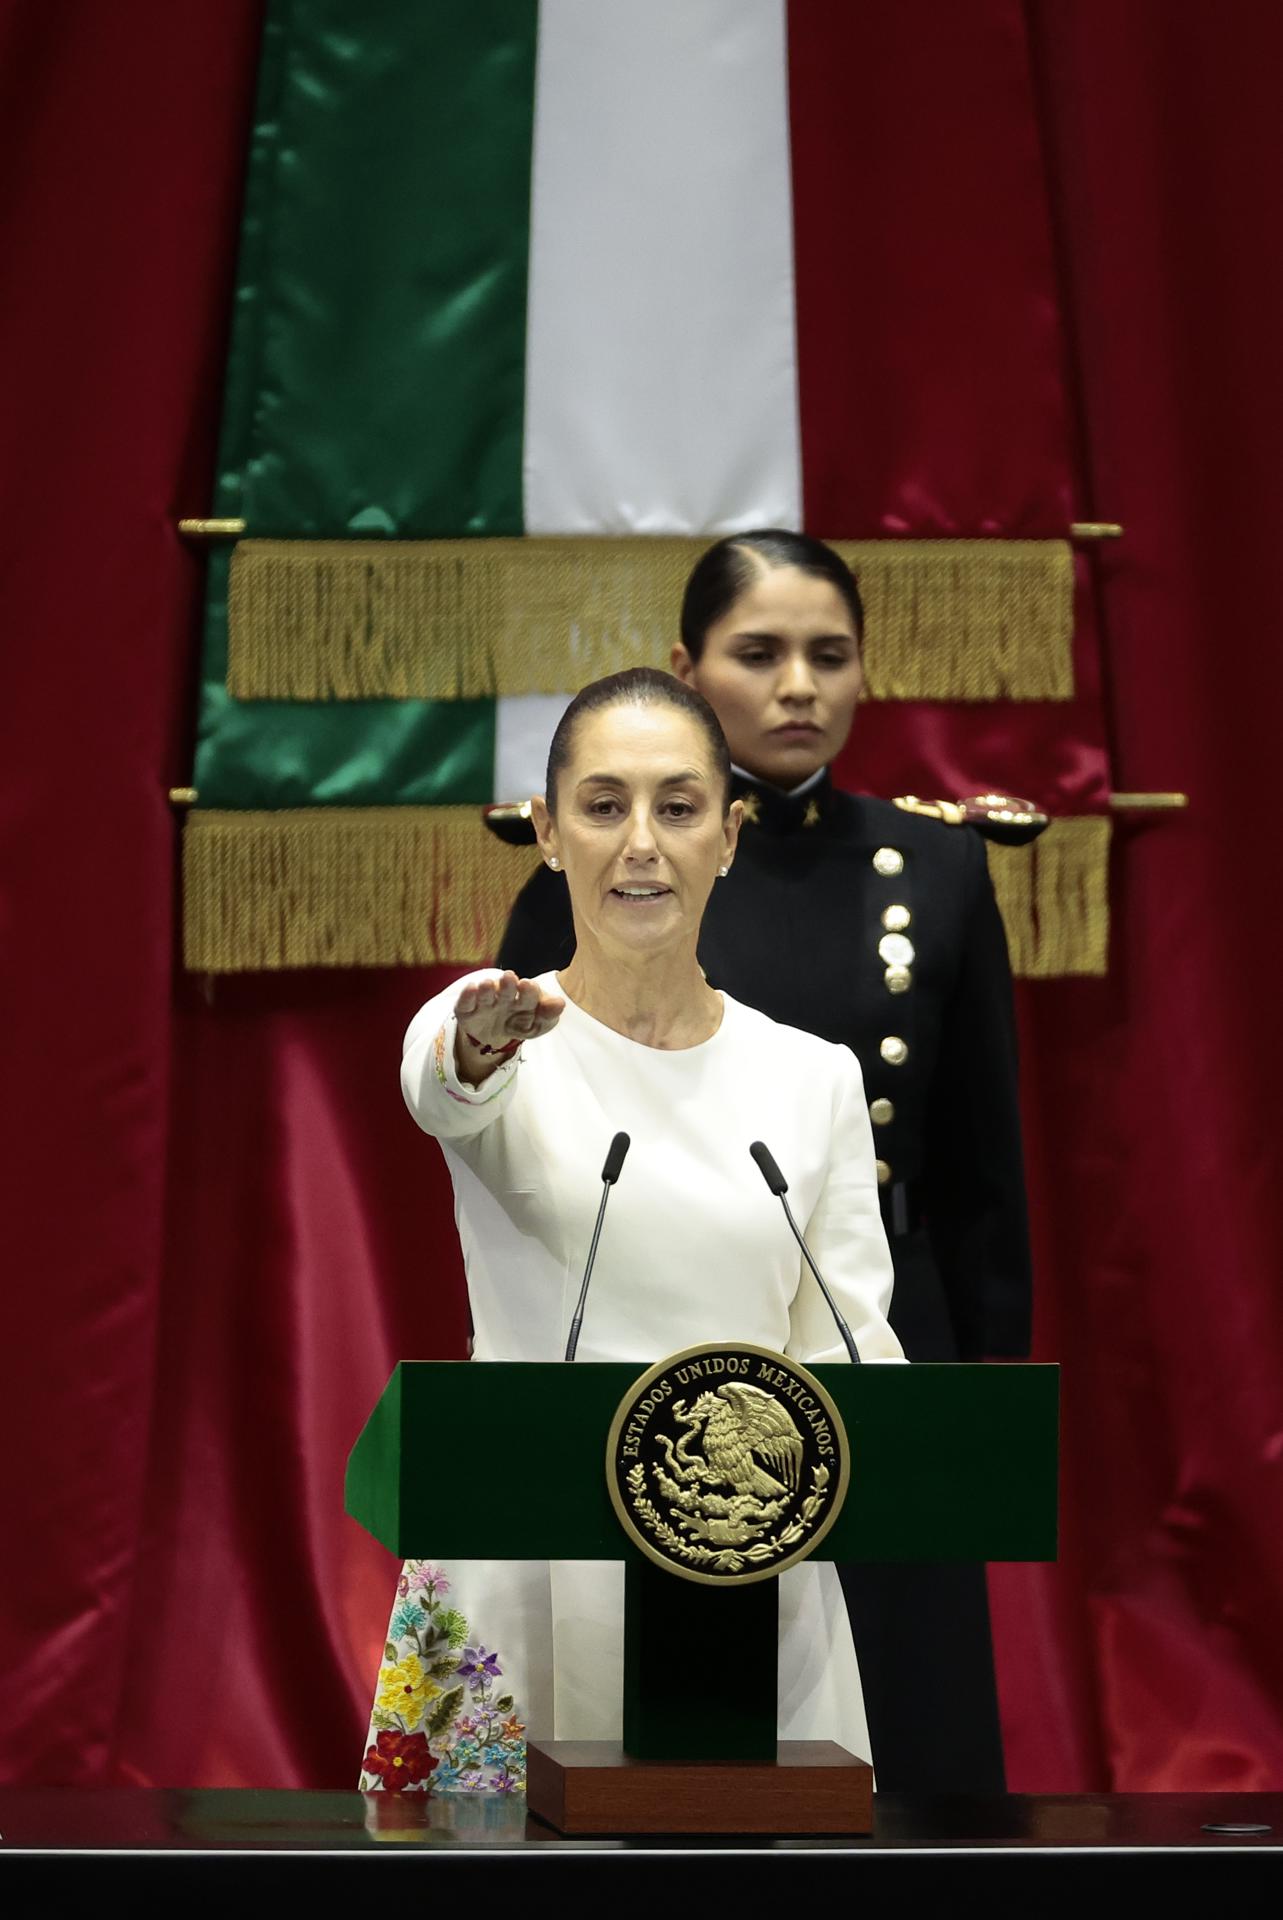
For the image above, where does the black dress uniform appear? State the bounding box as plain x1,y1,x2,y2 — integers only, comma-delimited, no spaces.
494,769,1032,1791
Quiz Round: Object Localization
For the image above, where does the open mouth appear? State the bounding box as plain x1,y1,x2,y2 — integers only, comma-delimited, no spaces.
610,885,672,904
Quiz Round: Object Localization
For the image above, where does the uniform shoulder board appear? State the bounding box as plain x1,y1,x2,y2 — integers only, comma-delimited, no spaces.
894,793,1048,847
482,801,538,847
893,795,969,826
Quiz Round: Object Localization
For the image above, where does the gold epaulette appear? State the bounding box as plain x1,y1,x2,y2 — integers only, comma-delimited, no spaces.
894,794,1049,846
482,801,538,846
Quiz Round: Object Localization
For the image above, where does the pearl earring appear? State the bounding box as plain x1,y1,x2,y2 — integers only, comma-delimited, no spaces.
549,857,561,871
718,865,729,877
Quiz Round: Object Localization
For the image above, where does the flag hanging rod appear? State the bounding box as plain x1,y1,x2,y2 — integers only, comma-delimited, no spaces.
178,518,247,537
1108,792,1188,810
177,519,1122,542
168,787,1187,812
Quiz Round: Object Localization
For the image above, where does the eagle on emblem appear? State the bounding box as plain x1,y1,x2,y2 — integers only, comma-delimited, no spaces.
646,1382,806,1548
676,1382,804,1498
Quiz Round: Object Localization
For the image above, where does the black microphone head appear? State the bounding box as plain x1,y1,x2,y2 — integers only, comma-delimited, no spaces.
601,1131,631,1184
749,1139,788,1196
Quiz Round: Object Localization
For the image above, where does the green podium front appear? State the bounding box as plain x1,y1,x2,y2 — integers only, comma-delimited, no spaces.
347,1360,1058,1831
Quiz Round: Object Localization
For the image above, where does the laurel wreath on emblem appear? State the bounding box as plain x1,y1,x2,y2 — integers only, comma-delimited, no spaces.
624,1381,833,1575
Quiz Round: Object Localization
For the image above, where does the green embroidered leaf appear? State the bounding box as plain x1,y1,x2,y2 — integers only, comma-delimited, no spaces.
440,1607,469,1648
384,1642,398,1664
370,1708,397,1732
426,1684,464,1739
495,1694,514,1713
428,1657,459,1680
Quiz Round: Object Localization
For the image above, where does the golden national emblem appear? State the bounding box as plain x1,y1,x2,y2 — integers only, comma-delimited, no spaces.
606,1343,851,1585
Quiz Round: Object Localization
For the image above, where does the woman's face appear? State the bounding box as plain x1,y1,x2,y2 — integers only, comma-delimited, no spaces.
672,563,864,787
533,702,740,961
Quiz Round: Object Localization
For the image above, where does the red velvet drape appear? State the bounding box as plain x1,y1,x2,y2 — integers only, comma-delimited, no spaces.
2,0,1281,1790
987,0,1283,1789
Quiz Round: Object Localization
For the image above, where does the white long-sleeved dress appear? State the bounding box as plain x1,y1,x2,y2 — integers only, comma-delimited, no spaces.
358,970,903,1795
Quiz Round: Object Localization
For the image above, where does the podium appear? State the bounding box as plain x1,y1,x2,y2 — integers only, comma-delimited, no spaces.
347,1358,1057,1834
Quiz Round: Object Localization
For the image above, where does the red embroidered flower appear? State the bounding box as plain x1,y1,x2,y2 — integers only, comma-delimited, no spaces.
363,1729,438,1792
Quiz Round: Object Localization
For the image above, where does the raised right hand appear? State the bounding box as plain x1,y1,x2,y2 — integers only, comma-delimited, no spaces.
454,972,565,1084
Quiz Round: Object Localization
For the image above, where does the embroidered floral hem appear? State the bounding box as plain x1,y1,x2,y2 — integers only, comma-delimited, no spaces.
359,1560,526,1794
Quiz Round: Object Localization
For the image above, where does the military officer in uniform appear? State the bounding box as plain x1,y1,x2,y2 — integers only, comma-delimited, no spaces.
492,529,1033,1792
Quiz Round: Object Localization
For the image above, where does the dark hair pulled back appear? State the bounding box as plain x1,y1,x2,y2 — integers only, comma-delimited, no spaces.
545,667,732,813
679,529,864,663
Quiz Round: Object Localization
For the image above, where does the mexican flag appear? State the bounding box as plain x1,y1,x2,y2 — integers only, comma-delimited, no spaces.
184,0,1106,974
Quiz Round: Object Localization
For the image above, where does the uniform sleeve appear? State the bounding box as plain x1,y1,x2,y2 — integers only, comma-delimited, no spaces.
786,1050,905,1366
400,969,523,1142
496,863,577,975
923,831,1033,1358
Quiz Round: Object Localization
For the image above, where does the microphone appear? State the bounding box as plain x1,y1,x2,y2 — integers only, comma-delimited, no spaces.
564,1131,631,1361
749,1140,861,1364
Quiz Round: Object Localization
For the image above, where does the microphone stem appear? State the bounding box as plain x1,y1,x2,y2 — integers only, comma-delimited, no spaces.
565,1178,612,1363
779,1192,861,1365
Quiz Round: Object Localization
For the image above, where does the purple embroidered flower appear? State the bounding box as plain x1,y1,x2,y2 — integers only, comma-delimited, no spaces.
457,1645,502,1688
489,1772,520,1794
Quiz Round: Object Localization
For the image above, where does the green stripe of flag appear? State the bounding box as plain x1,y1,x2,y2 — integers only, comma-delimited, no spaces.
194,0,539,808
212,0,538,537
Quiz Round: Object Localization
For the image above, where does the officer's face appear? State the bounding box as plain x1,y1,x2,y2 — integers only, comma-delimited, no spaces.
535,703,741,960
672,564,863,787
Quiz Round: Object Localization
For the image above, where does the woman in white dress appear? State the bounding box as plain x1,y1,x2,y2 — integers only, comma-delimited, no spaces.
359,669,903,1796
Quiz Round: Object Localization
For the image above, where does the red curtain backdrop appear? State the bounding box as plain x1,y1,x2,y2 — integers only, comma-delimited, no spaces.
791,0,1112,818
2,0,1281,1791
990,0,1283,1789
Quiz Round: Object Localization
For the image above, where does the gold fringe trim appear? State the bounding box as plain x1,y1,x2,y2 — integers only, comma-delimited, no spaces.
183,808,541,972
830,539,1073,700
226,536,1074,705
185,806,1109,977
987,816,1111,978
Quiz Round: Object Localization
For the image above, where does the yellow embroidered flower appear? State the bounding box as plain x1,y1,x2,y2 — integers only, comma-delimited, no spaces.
375,1653,443,1728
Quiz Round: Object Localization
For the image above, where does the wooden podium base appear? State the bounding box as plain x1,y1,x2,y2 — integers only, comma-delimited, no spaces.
526,1739,873,1836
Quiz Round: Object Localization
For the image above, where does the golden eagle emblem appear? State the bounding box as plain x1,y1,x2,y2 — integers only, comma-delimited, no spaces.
607,1345,849,1584
655,1384,804,1543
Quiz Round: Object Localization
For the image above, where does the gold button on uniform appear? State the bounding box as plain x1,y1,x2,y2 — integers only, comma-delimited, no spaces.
884,964,912,994
876,1159,892,1185
878,932,916,968
869,1098,895,1126
880,1036,909,1066
881,904,912,932
872,847,904,877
